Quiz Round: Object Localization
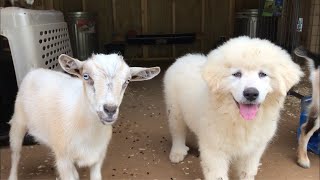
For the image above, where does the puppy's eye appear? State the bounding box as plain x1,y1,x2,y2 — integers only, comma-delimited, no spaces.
259,72,267,78
232,71,242,78
83,73,90,80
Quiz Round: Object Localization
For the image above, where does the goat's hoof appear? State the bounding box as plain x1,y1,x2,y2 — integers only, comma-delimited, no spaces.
8,175,18,180
169,145,189,163
297,158,310,168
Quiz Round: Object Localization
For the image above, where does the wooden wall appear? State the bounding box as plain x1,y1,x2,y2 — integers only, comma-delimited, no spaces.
2,0,315,59
1,0,234,60
85,0,234,59
82,0,233,60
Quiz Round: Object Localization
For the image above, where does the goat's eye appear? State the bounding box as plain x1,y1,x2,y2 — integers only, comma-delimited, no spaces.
125,79,130,84
259,71,267,78
232,71,242,78
83,73,90,80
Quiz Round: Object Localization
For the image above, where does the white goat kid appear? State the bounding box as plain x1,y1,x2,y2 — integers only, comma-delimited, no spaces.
8,53,160,180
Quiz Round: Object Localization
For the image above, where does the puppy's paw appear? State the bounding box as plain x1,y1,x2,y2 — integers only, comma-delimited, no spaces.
169,145,189,163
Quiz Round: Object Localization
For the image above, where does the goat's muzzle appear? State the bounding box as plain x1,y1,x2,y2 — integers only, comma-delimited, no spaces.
97,109,119,125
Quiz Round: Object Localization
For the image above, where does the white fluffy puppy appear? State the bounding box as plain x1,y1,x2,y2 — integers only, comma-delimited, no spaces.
163,36,303,180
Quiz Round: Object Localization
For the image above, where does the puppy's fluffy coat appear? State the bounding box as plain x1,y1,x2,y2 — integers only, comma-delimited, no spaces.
163,37,303,180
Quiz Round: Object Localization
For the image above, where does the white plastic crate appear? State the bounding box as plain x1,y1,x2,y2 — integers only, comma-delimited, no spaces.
0,7,73,86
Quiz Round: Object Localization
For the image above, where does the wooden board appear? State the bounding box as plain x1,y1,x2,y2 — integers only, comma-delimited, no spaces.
205,0,231,53
113,0,142,58
148,0,172,58
175,0,202,33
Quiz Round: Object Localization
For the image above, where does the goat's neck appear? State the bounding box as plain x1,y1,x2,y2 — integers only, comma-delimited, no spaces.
77,84,100,123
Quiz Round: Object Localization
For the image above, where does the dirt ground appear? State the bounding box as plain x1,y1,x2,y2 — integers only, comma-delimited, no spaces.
0,61,319,180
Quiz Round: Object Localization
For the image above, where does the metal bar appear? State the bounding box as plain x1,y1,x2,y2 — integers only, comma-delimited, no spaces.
201,0,205,52
112,0,116,32
172,0,176,58
287,89,304,99
141,0,148,59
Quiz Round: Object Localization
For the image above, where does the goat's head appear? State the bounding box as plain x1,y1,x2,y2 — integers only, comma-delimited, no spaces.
58,53,161,125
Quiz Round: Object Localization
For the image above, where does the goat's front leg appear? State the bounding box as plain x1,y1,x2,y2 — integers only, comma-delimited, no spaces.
90,156,105,180
199,143,230,180
90,128,111,180
56,157,79,180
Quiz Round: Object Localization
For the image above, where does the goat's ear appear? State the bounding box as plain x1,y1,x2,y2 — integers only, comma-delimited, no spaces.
58,54,84,77
130,67,161,81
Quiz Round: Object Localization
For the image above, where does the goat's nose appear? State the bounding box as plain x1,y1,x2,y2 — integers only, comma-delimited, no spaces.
103,105,117,115
243,87,259,101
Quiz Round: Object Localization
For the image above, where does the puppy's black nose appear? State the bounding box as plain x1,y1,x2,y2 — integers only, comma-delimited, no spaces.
243,87,259,101
103,105,117,115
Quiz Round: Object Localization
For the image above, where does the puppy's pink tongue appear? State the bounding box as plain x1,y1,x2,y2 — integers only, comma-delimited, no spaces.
239,104,259,120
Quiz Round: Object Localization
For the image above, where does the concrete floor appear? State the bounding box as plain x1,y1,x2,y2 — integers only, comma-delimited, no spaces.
0,63,319,180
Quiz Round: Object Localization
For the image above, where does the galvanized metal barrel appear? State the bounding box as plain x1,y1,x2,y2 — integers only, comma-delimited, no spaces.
65,12,98,60
234,9,279,43
234,9,258,38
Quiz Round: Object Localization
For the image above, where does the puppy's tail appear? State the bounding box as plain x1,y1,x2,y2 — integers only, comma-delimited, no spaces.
294,46,320,69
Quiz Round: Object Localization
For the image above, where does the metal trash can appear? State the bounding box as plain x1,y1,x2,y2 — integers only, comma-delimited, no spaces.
234,9,278,42
65,12,98,60
234,9,258,38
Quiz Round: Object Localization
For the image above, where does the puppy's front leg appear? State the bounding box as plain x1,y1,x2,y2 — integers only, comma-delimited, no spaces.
235,144,267,180
199,144,230,180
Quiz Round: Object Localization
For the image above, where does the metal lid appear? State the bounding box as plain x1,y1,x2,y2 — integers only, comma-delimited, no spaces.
65,12,97,18
236,9,258,16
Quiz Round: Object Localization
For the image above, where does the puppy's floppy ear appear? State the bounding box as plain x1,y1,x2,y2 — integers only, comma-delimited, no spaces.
58,54,84,78
277,59,304,96
202,62,221,92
